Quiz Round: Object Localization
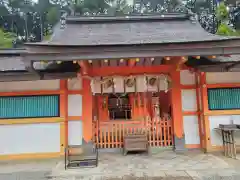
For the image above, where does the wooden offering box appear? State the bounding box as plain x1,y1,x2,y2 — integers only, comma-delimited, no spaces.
123,133,148,155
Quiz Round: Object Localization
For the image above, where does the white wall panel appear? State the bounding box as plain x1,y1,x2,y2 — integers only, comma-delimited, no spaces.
0,123,60,155
209,115,240,146
181,89,197,111
206,72,240,84
68,95,82,116
0,80,60,92
183,116,200,144
180,70,195,85
209,116,232,146
68,121,83,145
68,78,82,90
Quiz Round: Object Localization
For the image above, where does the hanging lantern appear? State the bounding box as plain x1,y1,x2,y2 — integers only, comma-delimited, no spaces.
125,76,135,88
102,78,114,89
165,57,171,61
148,76,158,86
181,56,188,62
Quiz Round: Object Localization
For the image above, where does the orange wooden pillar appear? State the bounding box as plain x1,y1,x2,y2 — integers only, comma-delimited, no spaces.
82,78,93,143
170,70,185,151
60,80,68,155
199,72,211,152
195,73,203,149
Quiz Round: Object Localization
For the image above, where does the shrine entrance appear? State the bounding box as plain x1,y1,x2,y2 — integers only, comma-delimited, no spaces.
91,74,173,149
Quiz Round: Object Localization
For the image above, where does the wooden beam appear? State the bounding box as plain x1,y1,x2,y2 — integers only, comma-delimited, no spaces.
0,90,63,97
82,78,93,143
170,70,185,151
199,72,211,152
205,110,240,116
78,60,89,75
0,72,77,82
128,59,136,67
60,80,68,155
207,83,240,88
89,65,173,76
195,73,203,149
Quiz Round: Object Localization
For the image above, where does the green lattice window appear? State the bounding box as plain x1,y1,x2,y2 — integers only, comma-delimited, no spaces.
208,88,240,110
0,95,60,119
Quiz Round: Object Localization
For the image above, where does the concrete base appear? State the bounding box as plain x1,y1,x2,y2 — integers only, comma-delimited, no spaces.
174,135,186,152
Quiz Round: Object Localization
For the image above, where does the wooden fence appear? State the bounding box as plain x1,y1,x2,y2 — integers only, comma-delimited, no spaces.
92,117,173,148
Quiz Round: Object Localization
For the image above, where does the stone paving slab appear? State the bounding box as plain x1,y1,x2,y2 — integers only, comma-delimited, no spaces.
0,171,51,180
0,158,59,174
0,151,239,180
51,151,230,177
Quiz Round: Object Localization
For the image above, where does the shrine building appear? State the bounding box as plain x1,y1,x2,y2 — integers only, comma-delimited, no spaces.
0,14,240,160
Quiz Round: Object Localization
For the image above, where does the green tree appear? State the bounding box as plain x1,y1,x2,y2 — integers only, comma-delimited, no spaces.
0,29,16,48
216,2,240,36
46,6,59,25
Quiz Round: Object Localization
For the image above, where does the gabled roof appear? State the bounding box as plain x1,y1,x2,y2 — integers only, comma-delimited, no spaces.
34,14,240,46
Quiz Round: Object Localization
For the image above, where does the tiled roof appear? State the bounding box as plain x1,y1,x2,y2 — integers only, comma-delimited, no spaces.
0,56,53,71
210,55,240,62
43,14,240,46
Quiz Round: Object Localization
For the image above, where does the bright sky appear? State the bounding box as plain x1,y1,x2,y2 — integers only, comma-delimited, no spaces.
32,0,134,5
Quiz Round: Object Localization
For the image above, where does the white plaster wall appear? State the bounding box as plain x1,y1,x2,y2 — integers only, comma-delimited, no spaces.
68,121,83,145
68,78,82,90
181,89,197,111
0,80,60,92
180,70,195,85
68,95,82,116
0,123,60,155
209,116,231,146
183,116,200,144
206,72,240,84
209,115,240,146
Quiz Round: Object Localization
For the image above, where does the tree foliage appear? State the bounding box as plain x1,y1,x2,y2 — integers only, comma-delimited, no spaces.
0,0,239,47
0,28,16,48
216,2,240,36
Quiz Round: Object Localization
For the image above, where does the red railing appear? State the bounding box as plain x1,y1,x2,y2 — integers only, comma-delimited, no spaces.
92,116,173,148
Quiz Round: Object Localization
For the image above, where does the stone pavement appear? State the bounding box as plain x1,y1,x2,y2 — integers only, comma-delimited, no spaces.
50,150,240,180
1,150,240,180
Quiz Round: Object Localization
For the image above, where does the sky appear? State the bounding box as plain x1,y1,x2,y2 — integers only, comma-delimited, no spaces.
32,0,134,5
